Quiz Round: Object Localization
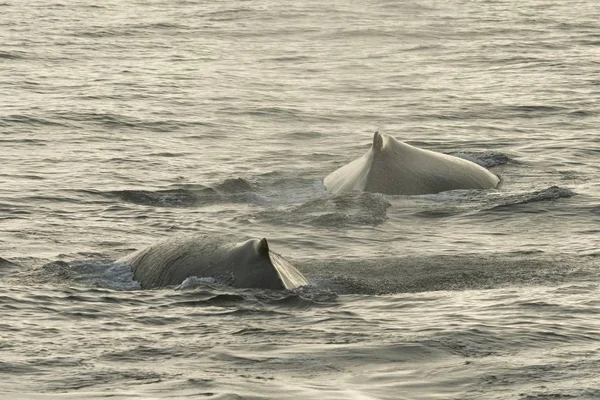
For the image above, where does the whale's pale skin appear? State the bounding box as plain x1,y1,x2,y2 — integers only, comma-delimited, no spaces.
324,132,500,195
118,235,308,290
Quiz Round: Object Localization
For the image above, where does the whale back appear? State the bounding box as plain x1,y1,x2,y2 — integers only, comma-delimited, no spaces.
324,132,499,195
119,235,308,290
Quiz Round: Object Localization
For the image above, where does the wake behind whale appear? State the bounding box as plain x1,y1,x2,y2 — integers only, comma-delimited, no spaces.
324,132,500,195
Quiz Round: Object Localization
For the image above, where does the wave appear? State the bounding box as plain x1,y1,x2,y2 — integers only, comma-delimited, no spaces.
252,192,390,226
297,253,595,295
74,22,190,38
0,257,19,276
44,111,214,132
407,185,576,218
486,185,575,211
0,50,26,60
0,114,70,128
452,151,511,168
108,178,258,207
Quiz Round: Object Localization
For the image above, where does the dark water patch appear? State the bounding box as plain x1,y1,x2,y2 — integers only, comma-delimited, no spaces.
404,43,444,52
520,393,579,399
217,308,286,318
579,38,600,45
453,151,512,168
43,368,164,392
427,335,495,358
256,290,337,310
214,177,253,193
412,207,466,218
262,55,313,63
568,109,597,117
22,193,105,206
326,28,399,39
218,105,335,123
487,186,575,211
133,315,185,325
167,293,247,308
148,152,189,158
261,293,324,310
245,106,302,118
202,293,247,306
31,357,86,368
0,294,39,308
299,254,592,295
202,7,256,21
75,22,190,38
254,192,390,227
0,173,45,180
0,50,26,59
73,27,133,38
0,138,48,145
0,114,70,128
132,22,190,30
434,325,593,360
478,357,600,399
406,186,578,218
111,188,215,207
232,327,269,335
108,178,257,207
422,104,576,121
0,361,40,374
101,345,185,363
62,310,103,320
502,105,570,117
54,111,186,132
0,257,19,275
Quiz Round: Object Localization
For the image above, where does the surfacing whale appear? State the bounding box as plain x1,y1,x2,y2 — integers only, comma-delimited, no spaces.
324,132,500,195
118,235,308,290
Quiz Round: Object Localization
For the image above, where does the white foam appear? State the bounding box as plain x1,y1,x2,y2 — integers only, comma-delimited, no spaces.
175,276,217,290
100,262,141,291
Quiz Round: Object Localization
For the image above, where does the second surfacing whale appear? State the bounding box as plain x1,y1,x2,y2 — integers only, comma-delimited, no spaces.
118,235,308,290
324,132,500,196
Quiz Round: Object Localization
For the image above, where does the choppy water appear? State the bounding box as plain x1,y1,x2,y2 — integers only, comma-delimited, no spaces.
1,0,599,398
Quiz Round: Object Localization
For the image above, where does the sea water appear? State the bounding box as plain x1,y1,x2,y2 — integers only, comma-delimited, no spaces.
1,0,599,398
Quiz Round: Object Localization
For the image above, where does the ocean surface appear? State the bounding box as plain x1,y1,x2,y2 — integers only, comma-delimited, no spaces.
1,0,599,398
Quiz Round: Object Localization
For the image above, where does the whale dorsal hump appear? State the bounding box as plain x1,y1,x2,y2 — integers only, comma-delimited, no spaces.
372,131,383,153
257,238,269,257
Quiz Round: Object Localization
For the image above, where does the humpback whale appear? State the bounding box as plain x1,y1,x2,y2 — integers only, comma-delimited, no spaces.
324,132,500,195
118,235,308,290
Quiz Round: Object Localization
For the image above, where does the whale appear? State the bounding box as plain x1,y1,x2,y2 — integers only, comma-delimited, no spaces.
324,131,500,196
118,234,308,290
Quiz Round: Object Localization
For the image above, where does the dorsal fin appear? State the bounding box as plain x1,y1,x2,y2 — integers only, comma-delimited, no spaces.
372,131,383,152
256,238,269,257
